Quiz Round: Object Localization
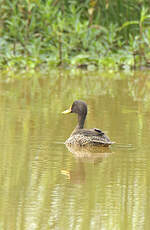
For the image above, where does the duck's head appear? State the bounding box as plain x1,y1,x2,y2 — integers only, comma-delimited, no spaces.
62,100,87,116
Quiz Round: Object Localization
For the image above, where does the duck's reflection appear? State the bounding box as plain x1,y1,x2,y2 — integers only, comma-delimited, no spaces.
61,144,113,184
66,144,112,162
61,161,85,184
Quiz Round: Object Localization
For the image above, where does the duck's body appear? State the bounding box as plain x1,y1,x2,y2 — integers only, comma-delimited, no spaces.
65,128,112,146
62,100,114,147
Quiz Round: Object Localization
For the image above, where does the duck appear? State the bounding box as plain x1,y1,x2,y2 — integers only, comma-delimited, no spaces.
62,100,114,146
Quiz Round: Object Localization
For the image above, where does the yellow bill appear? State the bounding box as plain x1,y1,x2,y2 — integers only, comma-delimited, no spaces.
62,106,72,114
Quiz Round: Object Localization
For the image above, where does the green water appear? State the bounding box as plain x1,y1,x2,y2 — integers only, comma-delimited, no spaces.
0,70,150,230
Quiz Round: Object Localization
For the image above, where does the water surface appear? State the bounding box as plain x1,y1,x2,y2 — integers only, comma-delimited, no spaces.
0,70,150,230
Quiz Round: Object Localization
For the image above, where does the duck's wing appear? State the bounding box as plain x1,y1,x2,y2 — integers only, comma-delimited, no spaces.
74,128,112,145
80,128,105,136
93,128,104,135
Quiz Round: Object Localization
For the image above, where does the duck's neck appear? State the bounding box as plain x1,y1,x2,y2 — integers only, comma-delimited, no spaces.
76,112,86,129
71,112,86,135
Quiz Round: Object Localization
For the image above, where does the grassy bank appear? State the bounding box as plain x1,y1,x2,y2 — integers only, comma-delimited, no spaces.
1,0,150,71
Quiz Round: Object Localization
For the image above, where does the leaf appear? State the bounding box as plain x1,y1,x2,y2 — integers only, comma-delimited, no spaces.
119,21,139,31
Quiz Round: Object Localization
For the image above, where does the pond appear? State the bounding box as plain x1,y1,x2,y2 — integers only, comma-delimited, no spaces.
0,70,150,230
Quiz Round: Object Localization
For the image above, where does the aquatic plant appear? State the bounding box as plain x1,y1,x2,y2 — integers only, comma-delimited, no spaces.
0,0,150,70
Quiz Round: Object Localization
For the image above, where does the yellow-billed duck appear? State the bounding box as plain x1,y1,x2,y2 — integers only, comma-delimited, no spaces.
62,100,114,147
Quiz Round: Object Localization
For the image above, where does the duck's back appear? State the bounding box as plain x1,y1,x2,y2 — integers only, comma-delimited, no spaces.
65,128,112,146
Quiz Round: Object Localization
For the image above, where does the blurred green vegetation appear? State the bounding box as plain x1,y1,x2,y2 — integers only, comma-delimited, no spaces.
1,0,150,70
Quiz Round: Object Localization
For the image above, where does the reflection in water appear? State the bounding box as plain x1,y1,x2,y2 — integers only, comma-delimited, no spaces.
0,71,150,229
61,144,113,185
61,163,86,184
65,143,112,162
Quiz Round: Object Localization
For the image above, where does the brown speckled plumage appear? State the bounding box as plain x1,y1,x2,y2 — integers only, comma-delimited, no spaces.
62,100,114,147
